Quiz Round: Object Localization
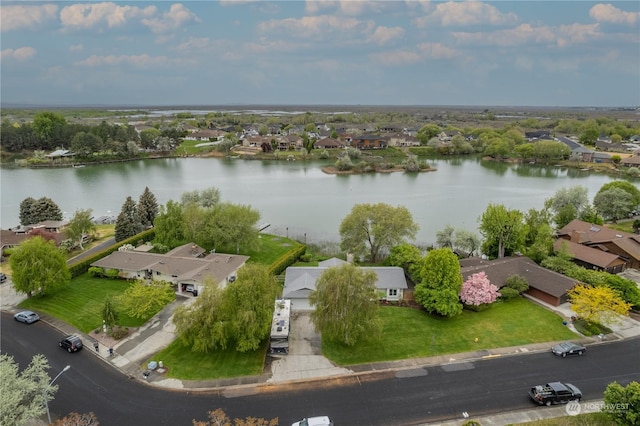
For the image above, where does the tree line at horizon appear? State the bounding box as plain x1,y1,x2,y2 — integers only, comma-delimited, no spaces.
3,111,640,171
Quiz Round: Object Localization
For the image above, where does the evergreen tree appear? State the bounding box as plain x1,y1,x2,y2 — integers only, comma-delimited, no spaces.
19,196,63,225
137,186,159,227
19,197,37,225
114,196,142,242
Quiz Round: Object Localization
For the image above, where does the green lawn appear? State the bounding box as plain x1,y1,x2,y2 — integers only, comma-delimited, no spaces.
323,298,579,365
149,339,267,380
146,298,578,380
244,234,304,265
18,273,161,333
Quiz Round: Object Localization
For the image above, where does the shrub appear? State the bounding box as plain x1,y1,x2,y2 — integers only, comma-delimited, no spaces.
318,149,330,159
105,268,120,279
108,326,129,340
88,266,105,277
498,287,520,301
573,318,612,336
504,274,529,293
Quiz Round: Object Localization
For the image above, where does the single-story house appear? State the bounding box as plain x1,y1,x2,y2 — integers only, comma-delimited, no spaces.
459,256,580,306
553,239,626,274
1,221,69,257
282,257,408,311
314,138,345,149
90,243,248,296
350,135,388,150
621,150,640,167
556,220,640,270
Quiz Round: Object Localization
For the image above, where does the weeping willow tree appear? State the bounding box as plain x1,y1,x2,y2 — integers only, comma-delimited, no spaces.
310,263,381,346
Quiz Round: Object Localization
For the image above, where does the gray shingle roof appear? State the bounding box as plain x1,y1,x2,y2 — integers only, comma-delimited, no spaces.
282,259,407,299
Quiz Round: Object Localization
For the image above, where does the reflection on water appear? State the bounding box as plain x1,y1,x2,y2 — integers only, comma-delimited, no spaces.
1,157,634,244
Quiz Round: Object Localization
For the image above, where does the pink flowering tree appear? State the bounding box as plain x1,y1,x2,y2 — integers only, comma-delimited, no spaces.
460,271,500,307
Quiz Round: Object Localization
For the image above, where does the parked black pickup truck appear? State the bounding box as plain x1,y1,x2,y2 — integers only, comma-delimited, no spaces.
529,382,582,406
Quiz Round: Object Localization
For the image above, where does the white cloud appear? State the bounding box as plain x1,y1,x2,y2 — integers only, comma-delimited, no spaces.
370,49,422,66
258,15,375,41
416,1,518,28
60,2,156,31
370,26,405,45
69,44,84,52
452,23,596,48
590,4,639,25
141,3,201,34
74,54,170,68
555,23,601,48
0,4,57,32
416,42,458,59
305,0,397,16
1,47,37,61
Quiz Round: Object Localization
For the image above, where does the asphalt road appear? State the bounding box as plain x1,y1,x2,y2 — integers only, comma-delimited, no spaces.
3,311,640,426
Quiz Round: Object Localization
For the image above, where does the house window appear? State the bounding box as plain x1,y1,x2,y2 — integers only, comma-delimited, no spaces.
388,289,398,297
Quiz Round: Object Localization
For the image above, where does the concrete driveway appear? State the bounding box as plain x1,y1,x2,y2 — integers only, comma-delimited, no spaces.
267,312,352,383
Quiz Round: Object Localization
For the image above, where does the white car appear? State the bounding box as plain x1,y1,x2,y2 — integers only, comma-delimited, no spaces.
291,416,333,426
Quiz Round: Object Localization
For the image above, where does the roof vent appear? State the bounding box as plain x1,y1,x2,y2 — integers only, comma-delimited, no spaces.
590,226,600,232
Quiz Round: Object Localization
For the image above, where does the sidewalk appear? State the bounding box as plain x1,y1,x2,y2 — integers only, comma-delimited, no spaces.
3,279,639,425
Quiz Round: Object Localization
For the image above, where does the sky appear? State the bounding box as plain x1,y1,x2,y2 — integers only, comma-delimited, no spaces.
1,1,639,107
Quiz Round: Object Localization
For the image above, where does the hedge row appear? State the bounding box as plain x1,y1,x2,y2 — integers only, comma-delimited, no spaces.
268,244,306,276
67,228,156,278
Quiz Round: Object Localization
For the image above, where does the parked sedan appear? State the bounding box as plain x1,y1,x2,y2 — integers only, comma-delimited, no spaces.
551,342,586,357
14,310,40,324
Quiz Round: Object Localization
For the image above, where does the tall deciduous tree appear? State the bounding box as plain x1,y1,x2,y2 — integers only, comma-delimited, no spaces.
339,203,419,263
544,186,589,227
597,180,640,208
204,203,261,253
173,280,228,352
603,381,640,426
114,196,142,242
388,243,423,281
414,248,463,317
453,229,481,257
221,264,280,352
10,236,70,297
310,263,381,346
0,353,54,426
32,111,67,146
153,200,186,248
435,225,455,250
137,187,158,227
593,187,635,223
181,187,221,209
478,203,525,259
174,265,277,353
568,284,631,326
66,209,96,250
460,271,500,306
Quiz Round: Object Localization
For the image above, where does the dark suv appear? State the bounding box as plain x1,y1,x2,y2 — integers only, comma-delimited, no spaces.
59,335,83,353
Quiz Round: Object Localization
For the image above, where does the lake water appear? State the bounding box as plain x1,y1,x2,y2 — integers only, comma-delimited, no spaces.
0,157,632,245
